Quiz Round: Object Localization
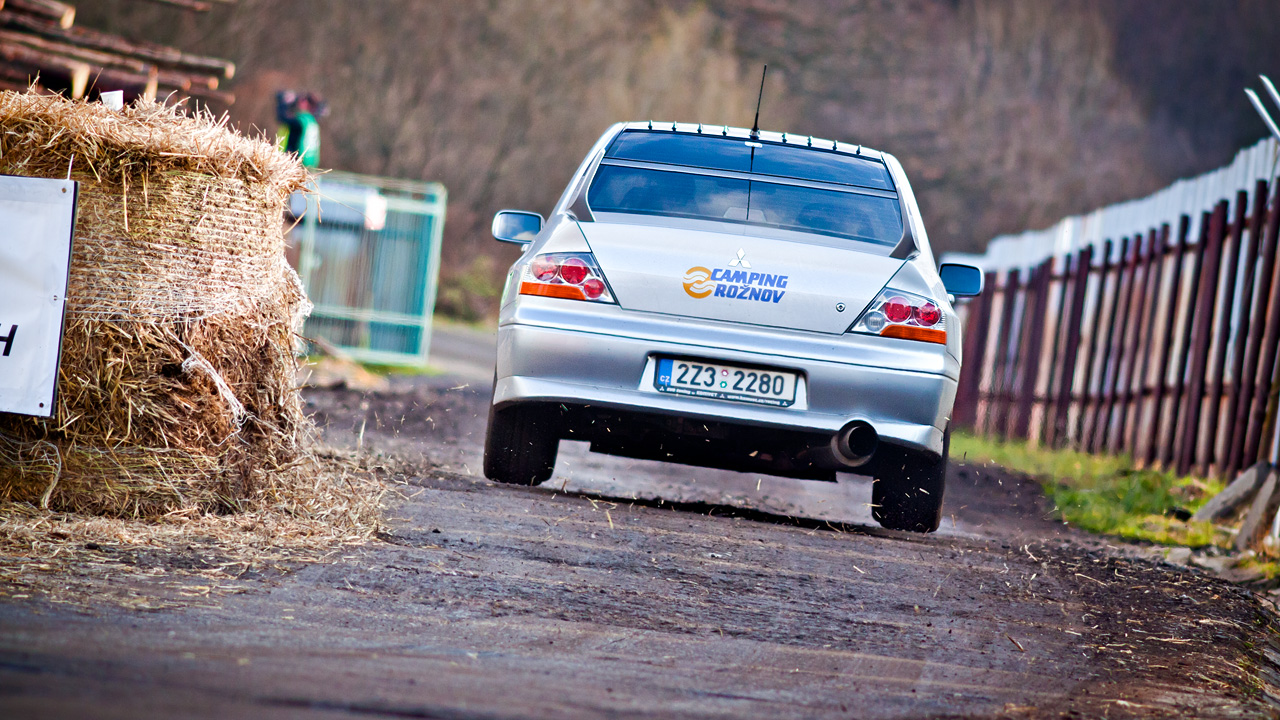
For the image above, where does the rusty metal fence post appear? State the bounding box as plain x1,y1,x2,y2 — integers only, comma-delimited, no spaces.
1202,193,1251,474
1128,225,1169,461
1221,181,1272,478
1051,246,1093,448
1232,182,1280,472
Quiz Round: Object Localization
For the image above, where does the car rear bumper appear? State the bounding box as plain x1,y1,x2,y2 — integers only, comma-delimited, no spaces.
493,303,957,456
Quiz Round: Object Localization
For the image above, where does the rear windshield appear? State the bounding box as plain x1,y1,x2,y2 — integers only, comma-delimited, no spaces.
588,165,904,246
607,132,751,173
606,131,894,189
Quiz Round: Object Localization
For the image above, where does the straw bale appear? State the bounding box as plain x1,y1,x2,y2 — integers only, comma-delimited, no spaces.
0,90,314,516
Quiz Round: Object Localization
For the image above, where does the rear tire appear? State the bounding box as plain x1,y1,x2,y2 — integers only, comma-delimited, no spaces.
872,428,948,533
483,402,560,486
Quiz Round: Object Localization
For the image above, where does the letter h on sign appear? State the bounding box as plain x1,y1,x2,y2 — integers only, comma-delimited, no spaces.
0,324,15,357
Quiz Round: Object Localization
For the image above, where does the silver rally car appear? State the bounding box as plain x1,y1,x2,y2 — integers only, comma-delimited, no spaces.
484,121,982,533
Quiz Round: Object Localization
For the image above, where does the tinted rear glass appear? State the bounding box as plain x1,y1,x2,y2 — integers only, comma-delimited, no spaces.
607,131,894,189
588,165,748,221
752,144,893,189
607,132,751,173
746,180,902,245
588,165,903,246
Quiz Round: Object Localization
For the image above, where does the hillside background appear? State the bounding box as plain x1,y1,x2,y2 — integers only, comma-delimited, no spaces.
80,0,1280,319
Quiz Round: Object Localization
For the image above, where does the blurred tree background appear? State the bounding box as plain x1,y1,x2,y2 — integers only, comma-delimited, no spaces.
80,0,1280,320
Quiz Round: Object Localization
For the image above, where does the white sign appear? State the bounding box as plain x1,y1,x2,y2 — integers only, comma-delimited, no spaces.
0,175,76,418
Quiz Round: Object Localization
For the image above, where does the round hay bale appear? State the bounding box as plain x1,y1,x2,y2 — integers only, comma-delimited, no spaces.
0,91,313,516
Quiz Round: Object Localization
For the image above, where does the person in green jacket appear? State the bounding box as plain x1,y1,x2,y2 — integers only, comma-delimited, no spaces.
276,90,324,168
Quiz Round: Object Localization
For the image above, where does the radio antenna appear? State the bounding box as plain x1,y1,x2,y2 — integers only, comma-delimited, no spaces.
750,64,767,140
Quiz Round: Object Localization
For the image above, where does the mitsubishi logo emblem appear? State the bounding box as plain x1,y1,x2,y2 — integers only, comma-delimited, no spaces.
729,248,751,269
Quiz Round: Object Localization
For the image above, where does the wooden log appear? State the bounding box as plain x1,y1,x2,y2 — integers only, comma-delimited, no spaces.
169,84,234,106
154,69,191,91
0,9,236,78
5,0,72,29
86,65,159,101
0,60,46,91
1192,460,1269,522
0,27,150,73
0,38,86,96
1234,467,1280,552
155,70,218,91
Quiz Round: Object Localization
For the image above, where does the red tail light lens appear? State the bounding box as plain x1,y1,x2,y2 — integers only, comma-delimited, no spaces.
582,278,605,299
531,257,558,282
849,289,946,344
913,302,940,327
559,257,590,285
883,296,912,323
519,252,615,304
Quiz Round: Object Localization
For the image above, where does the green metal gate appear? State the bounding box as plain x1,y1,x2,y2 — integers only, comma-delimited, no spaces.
289,171,447,367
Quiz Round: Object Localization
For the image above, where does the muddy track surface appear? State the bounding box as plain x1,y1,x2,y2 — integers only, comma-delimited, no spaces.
4,378,1280,719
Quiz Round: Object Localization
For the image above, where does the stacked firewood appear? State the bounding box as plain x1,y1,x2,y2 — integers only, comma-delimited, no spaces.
0,0,235,104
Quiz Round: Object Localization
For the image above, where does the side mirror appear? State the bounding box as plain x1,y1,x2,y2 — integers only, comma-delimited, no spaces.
939,263,983,296
492,210,544,245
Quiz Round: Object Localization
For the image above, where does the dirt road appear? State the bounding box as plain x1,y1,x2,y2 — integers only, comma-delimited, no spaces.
3,371,1280,718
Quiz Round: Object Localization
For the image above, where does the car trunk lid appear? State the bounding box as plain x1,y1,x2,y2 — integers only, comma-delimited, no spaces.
579,220,905,334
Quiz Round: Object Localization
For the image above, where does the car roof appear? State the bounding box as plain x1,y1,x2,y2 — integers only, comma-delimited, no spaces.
617,121,887,163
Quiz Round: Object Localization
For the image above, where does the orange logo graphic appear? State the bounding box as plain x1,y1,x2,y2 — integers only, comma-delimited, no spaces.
683,266,714,298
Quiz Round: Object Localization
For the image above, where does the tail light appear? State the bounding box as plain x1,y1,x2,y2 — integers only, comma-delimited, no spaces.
519,252,616,303
850,289,946,344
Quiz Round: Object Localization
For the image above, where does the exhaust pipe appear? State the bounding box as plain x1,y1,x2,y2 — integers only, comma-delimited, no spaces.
832,420,878,467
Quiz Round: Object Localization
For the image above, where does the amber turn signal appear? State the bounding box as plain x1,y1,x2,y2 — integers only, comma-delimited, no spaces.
880,325,946,344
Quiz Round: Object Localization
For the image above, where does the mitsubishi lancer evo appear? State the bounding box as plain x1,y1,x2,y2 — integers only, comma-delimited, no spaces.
483,122,982,533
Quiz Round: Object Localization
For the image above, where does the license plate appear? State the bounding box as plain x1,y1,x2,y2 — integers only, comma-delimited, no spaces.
655,357,797,407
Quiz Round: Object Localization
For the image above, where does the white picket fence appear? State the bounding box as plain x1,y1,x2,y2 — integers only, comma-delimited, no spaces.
958,137,1279,271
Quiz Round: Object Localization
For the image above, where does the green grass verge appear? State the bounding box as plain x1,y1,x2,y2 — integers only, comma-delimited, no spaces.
952,430,1231,548
360,363,443,377
301,356,445,379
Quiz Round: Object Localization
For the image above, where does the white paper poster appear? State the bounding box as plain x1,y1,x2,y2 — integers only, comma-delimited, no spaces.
0,175,76,418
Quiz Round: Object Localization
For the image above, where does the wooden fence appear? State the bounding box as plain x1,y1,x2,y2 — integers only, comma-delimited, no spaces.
953,138,1280,479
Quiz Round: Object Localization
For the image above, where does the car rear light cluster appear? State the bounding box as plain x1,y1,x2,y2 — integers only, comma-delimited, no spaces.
519,252,616,303
850,289,946,344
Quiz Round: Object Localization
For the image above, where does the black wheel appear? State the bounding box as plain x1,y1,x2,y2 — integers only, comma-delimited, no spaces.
483,402,560,485
872,428,948,533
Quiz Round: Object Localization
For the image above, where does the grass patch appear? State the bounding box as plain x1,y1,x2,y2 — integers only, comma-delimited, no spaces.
360,362,441,377
952,431,1230,548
